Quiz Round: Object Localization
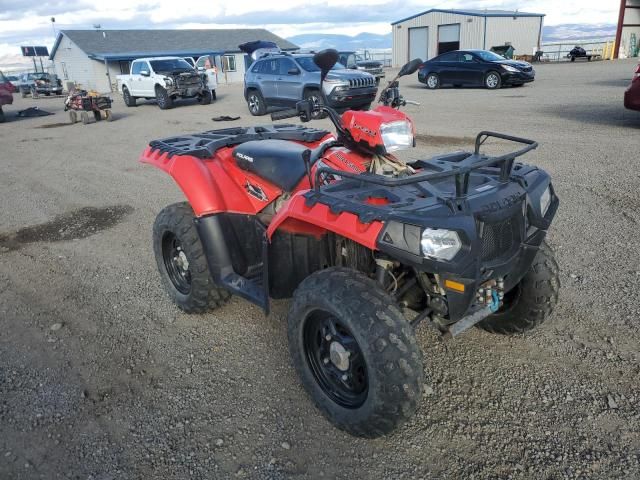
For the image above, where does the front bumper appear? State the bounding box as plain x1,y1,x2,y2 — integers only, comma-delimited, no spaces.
327,86,378,109
501,70,535,85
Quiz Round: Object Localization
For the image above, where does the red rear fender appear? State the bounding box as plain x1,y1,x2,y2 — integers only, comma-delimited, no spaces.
140,146,228,216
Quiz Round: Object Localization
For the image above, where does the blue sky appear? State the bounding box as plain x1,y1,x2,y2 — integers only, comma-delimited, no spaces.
0,0,620,69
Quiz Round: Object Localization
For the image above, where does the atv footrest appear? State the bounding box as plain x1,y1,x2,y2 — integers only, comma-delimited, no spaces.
219,272,268,310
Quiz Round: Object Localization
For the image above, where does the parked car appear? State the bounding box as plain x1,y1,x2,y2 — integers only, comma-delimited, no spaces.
18,72,62,97
338,51,385,84
5,74,20,89
0,70,15,123
624,63,640,111
418,49,535,90
243,52,377,117
117,57,211,109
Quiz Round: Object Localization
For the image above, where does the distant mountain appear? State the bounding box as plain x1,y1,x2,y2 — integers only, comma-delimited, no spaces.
287,32,392,51
542,24,616,42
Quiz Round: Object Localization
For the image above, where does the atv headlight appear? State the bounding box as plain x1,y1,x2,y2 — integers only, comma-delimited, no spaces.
502,65,519,73
380,120,414,153
421,229,461,261
540,185,552,216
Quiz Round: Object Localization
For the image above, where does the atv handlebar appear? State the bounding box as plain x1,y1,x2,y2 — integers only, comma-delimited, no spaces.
270,108,300,121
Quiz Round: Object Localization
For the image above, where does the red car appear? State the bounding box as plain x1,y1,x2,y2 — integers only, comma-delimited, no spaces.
624,63,640,111
0,70,15,123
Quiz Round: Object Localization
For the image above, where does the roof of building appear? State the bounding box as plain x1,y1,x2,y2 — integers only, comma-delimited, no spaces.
392,8,545,25
50,28,299,60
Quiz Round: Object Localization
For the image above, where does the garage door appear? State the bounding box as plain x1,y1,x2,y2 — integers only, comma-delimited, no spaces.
408,27,428,62
438,24,460,54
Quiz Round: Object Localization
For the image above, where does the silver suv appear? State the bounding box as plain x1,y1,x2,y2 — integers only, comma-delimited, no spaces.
244,53,377,117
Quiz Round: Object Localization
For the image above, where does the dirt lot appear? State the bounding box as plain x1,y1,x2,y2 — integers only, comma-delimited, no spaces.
1,59,639,480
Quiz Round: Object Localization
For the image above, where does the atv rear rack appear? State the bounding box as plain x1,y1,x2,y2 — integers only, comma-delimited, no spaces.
313,131,537,197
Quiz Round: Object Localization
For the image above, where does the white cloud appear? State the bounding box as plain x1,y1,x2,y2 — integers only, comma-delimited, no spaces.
0,0,620,70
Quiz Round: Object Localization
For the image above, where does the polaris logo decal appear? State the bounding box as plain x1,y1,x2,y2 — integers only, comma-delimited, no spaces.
245,181,268,202
480,193,523,213
236,152,254,163
352,124,377,137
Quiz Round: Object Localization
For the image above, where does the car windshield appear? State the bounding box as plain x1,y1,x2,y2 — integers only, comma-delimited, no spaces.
475,50,507,62
27,73,49,80
296,56,346,72
150,59,193,73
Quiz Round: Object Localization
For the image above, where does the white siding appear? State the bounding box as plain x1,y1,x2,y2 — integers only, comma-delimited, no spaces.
485,16,543,56
52,35,110,92
393,12,543,66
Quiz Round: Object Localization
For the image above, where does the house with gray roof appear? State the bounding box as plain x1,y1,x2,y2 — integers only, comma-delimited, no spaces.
49,29,298,92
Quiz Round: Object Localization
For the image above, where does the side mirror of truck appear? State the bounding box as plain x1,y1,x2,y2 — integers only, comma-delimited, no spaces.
140,70,150,77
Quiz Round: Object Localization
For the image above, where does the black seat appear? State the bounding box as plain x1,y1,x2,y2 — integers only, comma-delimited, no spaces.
233,139,311,192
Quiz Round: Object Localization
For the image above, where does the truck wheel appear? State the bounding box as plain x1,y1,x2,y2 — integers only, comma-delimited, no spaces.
287,267,423,438
247,90,266,116
477,241,560,335
485,71,502,89
69,110,77,123
198,89,212,105
153,202,230,313
122,86,136,107
81,111,90,124
304,89,327,119
425,73,440,89
156,86,173,109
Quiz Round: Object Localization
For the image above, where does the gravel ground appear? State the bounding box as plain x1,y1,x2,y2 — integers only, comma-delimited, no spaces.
1,59,639,480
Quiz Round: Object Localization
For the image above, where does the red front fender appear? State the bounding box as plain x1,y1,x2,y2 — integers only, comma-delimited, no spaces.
267,192,383,250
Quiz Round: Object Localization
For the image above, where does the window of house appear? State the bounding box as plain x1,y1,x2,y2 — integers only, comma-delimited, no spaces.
119,61,130,74
222,55,236,72
60,62,68,80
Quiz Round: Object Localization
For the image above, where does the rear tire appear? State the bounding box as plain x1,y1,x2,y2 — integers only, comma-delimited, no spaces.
69,110,77,123
81,111,89,124
425,73,440,89
287,267,423,438
156,85,173,109
122,86,136,107
247,89,266,116
152,202,230,313
485,71,502,89
477,241,560,334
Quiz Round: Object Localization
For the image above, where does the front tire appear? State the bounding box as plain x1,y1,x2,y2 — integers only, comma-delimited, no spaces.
156,85,173,109
247,90,266,116
485,71,502,89
122,86,136,107
152,202,230,313
477,241,560,334
288,267,423,438
304,88,326,119
69,110,77,123
199,89,212,105
425,73,440,89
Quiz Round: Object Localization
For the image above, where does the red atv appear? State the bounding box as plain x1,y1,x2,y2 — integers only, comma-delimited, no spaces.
0,70,15,123
141,50,560,437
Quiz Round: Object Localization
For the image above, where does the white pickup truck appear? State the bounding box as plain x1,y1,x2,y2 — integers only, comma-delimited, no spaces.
117,57,214,109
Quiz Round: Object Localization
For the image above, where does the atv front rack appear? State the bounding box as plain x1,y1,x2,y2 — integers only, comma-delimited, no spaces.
307,131,538,222
314,131,537,196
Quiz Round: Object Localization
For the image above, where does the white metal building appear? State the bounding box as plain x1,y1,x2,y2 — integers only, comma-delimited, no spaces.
49,29,298,93
391,9,544,67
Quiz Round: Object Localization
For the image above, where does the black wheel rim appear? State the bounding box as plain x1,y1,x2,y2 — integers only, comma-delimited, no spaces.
303,309,368,409
161,232,191,294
